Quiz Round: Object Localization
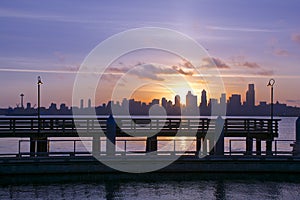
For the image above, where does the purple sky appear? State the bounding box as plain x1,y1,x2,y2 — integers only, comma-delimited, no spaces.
0,0,300,108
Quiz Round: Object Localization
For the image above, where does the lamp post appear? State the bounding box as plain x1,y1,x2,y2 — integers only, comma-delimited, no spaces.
267,79,275,120
20,93,24,108
37,76,43,133
267,78,275,155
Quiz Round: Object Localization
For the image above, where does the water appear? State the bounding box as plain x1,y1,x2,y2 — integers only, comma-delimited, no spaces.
1,173,300,199
0,117,300,199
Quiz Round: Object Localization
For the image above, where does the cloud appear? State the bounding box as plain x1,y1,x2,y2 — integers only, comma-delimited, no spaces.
292,33,300,45
239,61,274,76
207,25,280,33
242,62,260,69
172,66,194,76
180,59,194,69
100,73,122,82
286,99,300,104
64,64,80,72
0,68,77,74
107,62,194,81
202,57,230,69
107,64,169,81
255,69,274,76
53,52,66,63
273,48,290,56
108,66,130,73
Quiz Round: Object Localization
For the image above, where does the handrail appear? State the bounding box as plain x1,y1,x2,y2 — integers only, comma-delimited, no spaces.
228,139,294,156
17,138,198,157
13,137,294,158
0,117,280,138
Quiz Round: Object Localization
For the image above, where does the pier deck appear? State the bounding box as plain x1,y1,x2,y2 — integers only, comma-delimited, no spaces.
1,155,300,175
0,116,292,175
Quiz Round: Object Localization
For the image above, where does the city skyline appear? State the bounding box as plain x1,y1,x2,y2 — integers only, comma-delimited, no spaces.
4,82,299,117
4,83,298,110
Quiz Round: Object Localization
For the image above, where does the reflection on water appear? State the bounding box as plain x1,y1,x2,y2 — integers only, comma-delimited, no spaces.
1,173,300,200
1,176,300,200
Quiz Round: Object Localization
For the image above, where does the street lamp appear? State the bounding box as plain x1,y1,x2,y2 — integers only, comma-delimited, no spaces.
20,93,24,108
267,79,275,120
37,76,43,133
267,78,275,155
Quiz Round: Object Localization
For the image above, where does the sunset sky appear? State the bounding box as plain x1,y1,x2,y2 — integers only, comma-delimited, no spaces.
1,0,300,108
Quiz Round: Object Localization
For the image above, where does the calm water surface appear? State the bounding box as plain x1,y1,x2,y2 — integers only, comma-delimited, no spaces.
1,173,300,200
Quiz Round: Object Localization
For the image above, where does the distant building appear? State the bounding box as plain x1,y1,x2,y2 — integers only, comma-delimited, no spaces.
208,98,218,111
200,89,209,116
88,99,92,108
186,91,197,109
186,91,198,115
246,84,255,107
26,102,31,110
220,93,226,106
200,89,207,107
80,99,84,109
174,95,180,108
161,97,167,109
228,94,242,115
151,99,159,105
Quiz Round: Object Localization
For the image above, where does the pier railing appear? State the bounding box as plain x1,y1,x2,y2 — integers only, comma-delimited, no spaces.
0,117,282,158
0,138,294,158
0,117,280,138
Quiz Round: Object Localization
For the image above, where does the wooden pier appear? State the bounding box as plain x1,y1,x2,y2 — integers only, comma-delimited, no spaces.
0,116,280,157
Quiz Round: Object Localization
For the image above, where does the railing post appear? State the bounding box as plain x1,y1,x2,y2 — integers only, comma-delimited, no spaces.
245,119,253,155
73,140,76,156
106,115,116,156
229,140,232,155
18,140,21,158
36,138,48,156
202,138,208,155
92,135,100,156
246,137,253,155
256,139,261,155
36,118,48,157
293,116,300,156
196,135,201,156
30,137,36,157
146,136,157,153
214,116,225,156
266,120,273,155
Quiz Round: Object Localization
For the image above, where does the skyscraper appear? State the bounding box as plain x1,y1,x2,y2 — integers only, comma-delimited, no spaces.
228,94,242,115
88,98,91,108
80,99,84,109
162,97,167,108
174,95,180,107
220,93,226,106
246,84,255,107
186,91,197,108
200,90,207,107
228,94,241,107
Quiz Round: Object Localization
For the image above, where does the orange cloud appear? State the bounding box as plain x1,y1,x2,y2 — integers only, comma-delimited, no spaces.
202,57,230,69
292,33,300,45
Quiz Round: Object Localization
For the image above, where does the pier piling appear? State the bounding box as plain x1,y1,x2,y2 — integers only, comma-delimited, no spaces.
293,117,300,156
106,115,116,156
256,139,261,155
146,136,157,153
214,116,225,155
